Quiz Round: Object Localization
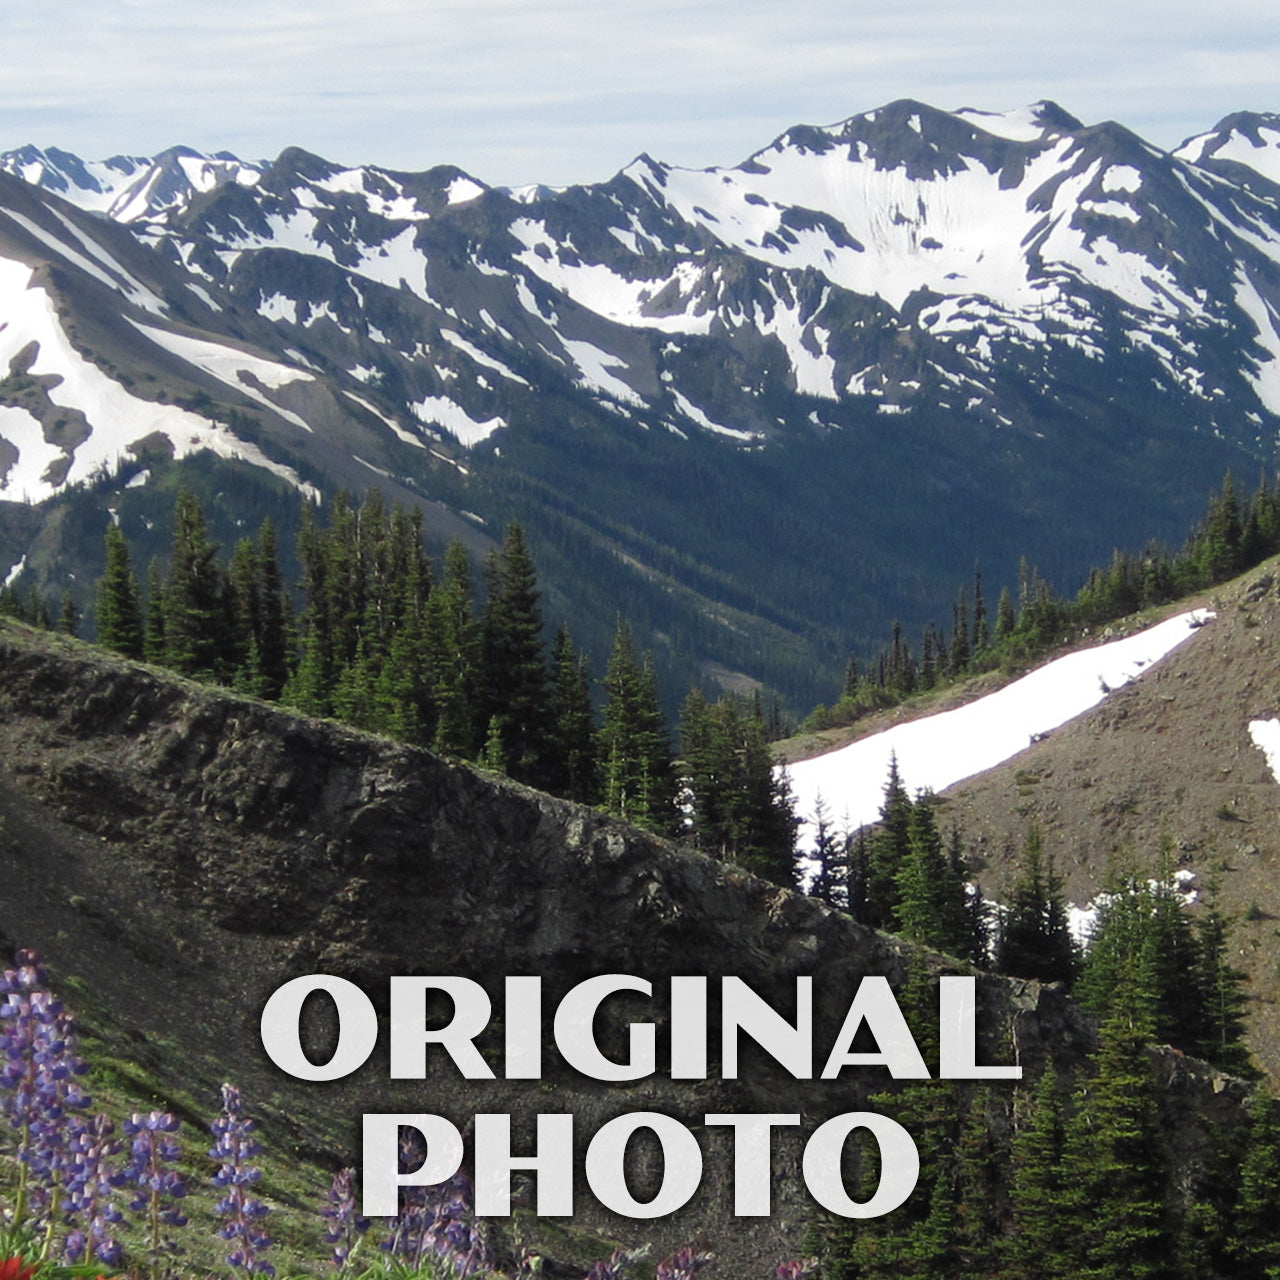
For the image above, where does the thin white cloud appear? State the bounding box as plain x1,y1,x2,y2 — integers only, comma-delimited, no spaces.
3,0,1278,184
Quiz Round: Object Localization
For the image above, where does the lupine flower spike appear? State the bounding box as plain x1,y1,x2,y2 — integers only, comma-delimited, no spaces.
0,949,91,1231
775,1262,818,1280
585,1245,651,1279
62,1112,125,1266
655,1246,716,1280
123,1109,187,1276
210,1083,274,1276
321,1167,368,1268
383,1131,491,1278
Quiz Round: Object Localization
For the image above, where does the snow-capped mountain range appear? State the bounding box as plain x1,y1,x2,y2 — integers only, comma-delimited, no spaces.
3,100,1280,705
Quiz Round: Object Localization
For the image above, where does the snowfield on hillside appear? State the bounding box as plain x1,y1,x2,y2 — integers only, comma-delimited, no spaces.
1249,718,1280,786
786,609,1214,850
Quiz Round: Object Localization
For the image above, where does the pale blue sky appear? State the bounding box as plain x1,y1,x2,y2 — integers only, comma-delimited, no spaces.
6,1,1280,186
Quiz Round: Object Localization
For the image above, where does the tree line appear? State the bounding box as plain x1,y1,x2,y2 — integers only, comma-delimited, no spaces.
809,471,1280,732
71,488,799,884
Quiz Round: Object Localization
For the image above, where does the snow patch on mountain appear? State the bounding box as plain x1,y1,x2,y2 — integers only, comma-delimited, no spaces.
669,389,758,440
440,329,530,386
447,177,485,205
0,208,168,315
342,389,422,447
412,395,505,447
786,610,1213,850
45,208,169,314
0,259,317,502
1249,718,1280,787
953,103,1066,142
0,403,64,502
562,337,644,405
313,168,429,221
1231,269,1280,414
130,323,313,394
258,292,298,324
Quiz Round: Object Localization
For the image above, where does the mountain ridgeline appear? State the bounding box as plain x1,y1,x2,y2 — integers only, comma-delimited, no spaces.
3,102,1280,707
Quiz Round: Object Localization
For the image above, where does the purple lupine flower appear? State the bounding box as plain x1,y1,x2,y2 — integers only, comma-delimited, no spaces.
0,949,91,1230
654,1246,716,1280
381,1140,491,1280
123,1108,188,1270
774,1262,818,1280
210,1083,274,1276
321,1167,369,1268
585,1245,651,1280
61,1112,125,1266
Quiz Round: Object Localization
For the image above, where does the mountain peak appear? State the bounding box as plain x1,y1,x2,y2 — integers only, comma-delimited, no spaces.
953,100,1083,141
1174,111,1280,186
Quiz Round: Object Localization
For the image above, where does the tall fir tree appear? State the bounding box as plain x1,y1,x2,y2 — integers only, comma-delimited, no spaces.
95,522,144,659
477,523,552,787
424,539,479,757
995,828,1079,986
866,753,912,930
1060,998,1174,1280
1227,1086,1280,1278
895,794,971,955
547,624,599,803
163,488,228,678
1005,1064,1072,1280
600,620,675,834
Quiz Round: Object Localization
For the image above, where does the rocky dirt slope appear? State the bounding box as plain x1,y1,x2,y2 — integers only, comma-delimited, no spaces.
783,556,1280,1080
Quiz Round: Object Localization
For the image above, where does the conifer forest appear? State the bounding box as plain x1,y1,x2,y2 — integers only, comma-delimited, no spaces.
5,471,1280,1279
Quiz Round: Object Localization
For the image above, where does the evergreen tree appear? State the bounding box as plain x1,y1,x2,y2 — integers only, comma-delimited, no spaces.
58,593,80,637
547,625,599,803
971,567,989,657
1227,1086,1280,1278
995,829,1078,985
866,754,912,930
480,714,507,773
477,523,552,787
163,489,228,678
226,535,263,693
1191,902,1252,1074
600,621,675,834
806,794,849,909
1077,860,1245,1064
424,539,479,757
1191,473,1243,584
373,614,432,745
950,587,971,673
1006,1064,1071,1280
841,655,859,700
252,518,292,700
895,794,970,954
143,557,167,665
1060,1000,1174,1280
950,826,990,966
846,828,871,926
994,586,1016,643
951,1093,1001,1277
96,523,144,659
